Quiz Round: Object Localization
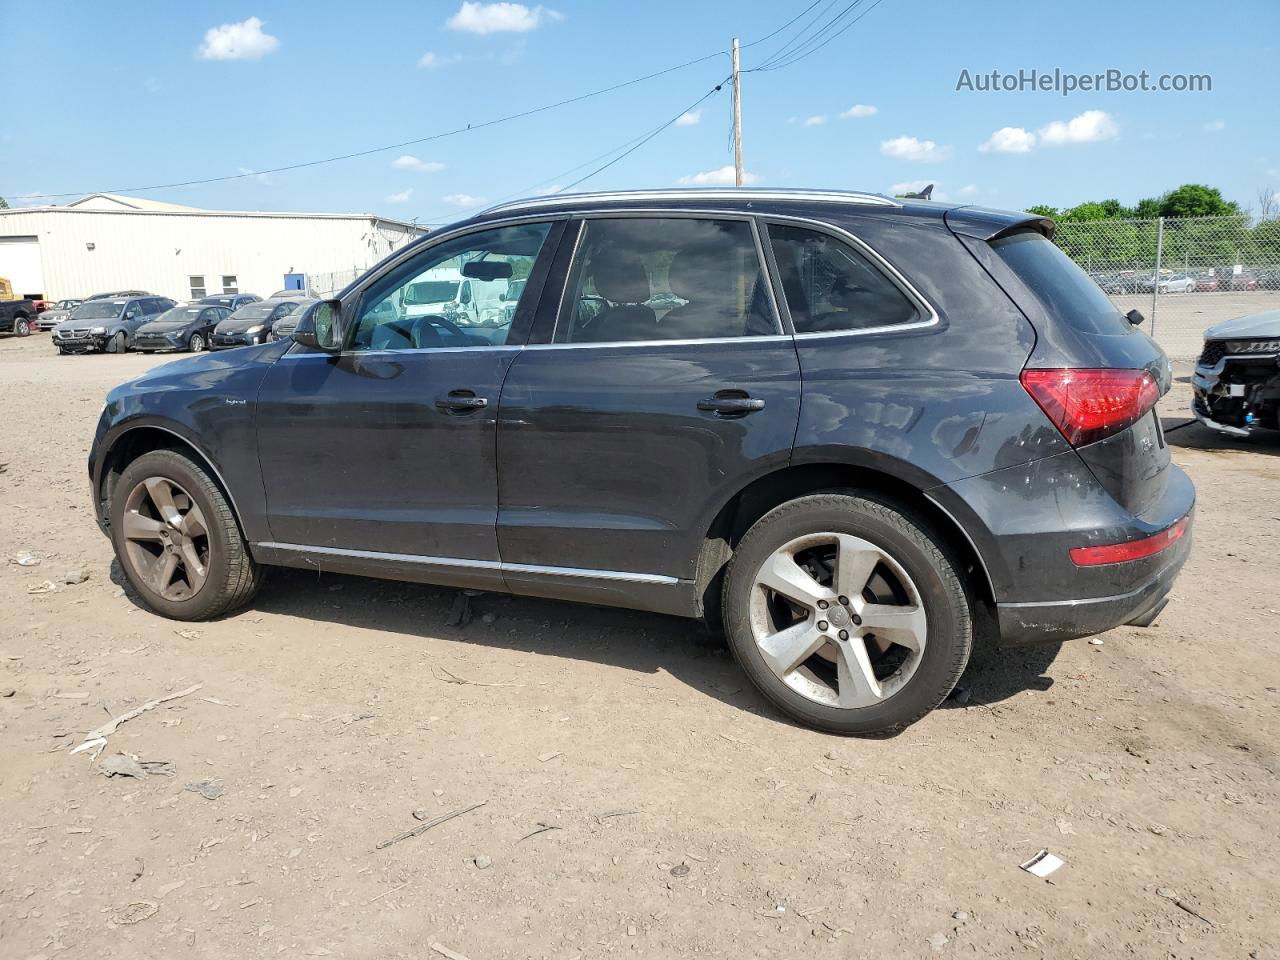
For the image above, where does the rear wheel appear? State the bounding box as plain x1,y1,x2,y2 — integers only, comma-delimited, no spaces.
188,333,206,352
723,493,972,735
14,317,31,336
110,449,262,620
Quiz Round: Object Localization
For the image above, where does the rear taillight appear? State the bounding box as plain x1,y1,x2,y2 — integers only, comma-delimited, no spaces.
1070,515,1190,566
1020,368,1160,447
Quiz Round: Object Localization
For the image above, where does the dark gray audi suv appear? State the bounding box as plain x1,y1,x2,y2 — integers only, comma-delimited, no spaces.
87,189,1194,734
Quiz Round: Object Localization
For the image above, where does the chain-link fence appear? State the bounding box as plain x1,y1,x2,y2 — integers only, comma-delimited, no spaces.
1054,215,1280,360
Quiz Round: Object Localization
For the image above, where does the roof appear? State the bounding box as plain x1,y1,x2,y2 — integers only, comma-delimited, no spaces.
2,193,424,232
479,188,900,217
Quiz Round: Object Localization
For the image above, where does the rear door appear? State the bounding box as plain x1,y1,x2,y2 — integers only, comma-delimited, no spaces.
495,214,801,596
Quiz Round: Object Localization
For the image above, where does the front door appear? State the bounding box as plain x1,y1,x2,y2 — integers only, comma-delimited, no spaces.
254,220,560,568
496,215,802,595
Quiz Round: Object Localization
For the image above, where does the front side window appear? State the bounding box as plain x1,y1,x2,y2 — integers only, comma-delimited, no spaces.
556,217,777,344
189,276,206,299
350,222,552,351
767,224,921,333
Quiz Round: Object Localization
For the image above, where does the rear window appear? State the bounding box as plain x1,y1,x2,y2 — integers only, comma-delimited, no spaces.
991,230,1131,336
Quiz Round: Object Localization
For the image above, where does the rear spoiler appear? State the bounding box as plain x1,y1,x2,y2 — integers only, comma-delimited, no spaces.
944,205,1056,242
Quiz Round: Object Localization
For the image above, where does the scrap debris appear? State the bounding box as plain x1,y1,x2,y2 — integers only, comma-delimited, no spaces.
1157,887,1214,925
1020,849,1065,879
431,665,521,687
113,900,159,925
185,781,225,800
99,754,176,779
517,821,561,843
430,943,474,960
376,800,488,851
71,683,203,756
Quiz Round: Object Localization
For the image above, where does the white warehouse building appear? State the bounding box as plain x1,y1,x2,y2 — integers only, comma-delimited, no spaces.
0,193,425,302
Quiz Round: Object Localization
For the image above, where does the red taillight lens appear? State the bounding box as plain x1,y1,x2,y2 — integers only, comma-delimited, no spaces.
1020,368,1160,447
1070,515,1190,566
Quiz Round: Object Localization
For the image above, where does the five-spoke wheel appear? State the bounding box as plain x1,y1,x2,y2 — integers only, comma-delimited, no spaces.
120,476,211,601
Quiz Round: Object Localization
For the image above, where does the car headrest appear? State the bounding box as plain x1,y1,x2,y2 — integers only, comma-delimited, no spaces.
666,247,739,304
591,250,651,305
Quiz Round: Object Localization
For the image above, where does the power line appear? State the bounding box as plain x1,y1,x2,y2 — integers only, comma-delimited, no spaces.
751,0,887,72
739,1,825,48
749,0,841,70
16,50,731,201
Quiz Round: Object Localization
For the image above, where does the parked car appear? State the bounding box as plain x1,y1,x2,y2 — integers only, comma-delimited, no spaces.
36,298,85,330
0,297,36,337
53,295,176,353
134,304,232,353
1254,268,1280,290
1099,271,1139,295
85,289,150,301
198,293,262,311
1193,274,1220,293
1191,310,1280,437
264,298,318,341
87,188,1194,735
1227,272,1260,292
269,288,321,299
210,298,307,349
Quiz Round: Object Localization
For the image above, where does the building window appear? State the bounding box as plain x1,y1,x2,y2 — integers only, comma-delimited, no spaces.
189,276,207,299
222,275,238,294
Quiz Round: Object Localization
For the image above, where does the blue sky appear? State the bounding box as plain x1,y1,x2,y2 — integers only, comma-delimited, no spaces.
3,0,1277,224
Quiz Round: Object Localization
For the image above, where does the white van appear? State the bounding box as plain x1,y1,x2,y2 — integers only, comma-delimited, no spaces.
400,266,509,327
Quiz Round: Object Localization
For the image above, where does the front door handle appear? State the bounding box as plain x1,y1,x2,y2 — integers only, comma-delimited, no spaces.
435,390,488,413
698,391,766,416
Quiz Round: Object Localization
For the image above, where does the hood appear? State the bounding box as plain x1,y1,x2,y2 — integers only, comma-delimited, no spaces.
138,319,194,333
1204,309,1280,340
44,310,71,322
54,317,114,332
216,318,269,332
116,339,289,391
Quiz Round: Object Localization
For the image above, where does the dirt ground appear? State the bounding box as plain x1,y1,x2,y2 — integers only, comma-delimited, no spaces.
1,333,1277,960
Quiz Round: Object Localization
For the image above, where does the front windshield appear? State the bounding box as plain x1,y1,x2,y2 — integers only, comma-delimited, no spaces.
56,300,80,310
72,300,125,320
404,281,459,305
155,307,205,324
228,303,274,321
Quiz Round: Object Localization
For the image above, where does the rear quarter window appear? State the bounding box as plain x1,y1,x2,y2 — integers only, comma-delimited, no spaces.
990,230,1132,336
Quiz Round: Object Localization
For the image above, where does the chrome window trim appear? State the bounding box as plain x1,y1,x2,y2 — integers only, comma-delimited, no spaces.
761,213,942,337
481,189,900,216
279,343,522,361
550,210,784,345
256,541,679,585
525,334,794,351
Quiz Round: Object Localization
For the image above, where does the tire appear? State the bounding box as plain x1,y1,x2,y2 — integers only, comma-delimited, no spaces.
14,317,31,337
188,333,205,352
106,331,127,354
722,492,972,736
109,449,263,620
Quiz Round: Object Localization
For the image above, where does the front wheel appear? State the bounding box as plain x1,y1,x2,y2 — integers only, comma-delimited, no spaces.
188,333,206,352
109,449,263,620
722,493,972,736
106,331,127,353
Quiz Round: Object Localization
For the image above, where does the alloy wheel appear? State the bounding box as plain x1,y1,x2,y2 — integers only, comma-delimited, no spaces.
120,476,211,601
748,532,927,709
190,333,205,352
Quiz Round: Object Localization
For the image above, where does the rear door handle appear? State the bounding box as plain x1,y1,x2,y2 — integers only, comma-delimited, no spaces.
697,391,766,416
435,390,488,413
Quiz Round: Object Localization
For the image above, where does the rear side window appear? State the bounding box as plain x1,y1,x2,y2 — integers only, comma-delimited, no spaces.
556,217,777,344
768,224,921,333
990,230,1131,336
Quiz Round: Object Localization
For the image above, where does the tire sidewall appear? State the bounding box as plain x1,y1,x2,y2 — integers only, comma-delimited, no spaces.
189,333,205,352
110,451,236,620
723,494,971,735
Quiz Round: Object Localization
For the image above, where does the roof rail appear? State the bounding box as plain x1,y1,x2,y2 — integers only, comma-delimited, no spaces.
479,188,900,216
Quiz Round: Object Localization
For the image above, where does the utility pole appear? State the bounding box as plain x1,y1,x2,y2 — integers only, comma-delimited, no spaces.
731,37,744,187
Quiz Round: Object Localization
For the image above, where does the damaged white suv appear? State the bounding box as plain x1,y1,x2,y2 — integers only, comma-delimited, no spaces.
1192,309,1280,437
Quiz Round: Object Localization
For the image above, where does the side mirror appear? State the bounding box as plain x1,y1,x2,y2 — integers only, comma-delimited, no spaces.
1125,308,1145,326
292,299,344,351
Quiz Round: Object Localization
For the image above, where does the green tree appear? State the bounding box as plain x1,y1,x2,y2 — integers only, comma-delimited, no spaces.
1024,204,1059,218
1158,184,1239,218
1133,197,1162,219
0,196,9,209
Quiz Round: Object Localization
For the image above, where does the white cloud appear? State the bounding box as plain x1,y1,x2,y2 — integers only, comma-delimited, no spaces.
978,126,1036,154
442,193,486,206
1203,119,1226,132
237,167,272,185
385,189,414,204
198,16,279,61
841,104,877,119
446,2,562,33
1039,109,1118,146
417,51,462,68
676,166,762,186
802,115,827,127
675,110,702,127
392,155,446,174
880,135,949,163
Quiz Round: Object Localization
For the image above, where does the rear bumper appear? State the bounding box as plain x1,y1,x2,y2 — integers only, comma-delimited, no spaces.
995,525,1191,644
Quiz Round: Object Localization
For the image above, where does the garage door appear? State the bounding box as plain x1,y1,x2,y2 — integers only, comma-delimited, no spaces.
0,236,45,299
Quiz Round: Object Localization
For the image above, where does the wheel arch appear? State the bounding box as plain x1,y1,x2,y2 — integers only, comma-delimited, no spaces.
694,460,997,624
97,423,248,541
